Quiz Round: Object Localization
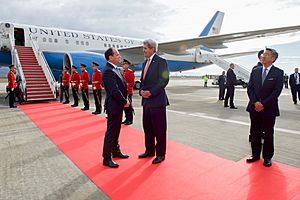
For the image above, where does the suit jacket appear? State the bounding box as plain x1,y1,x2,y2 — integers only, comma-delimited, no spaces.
226,68,237,87
140,54,169,107
102,63,127,115
218,75,226,87
289,73,300,88
246,66,284,117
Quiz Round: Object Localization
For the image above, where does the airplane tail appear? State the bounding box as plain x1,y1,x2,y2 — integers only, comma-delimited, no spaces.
199,11,224,37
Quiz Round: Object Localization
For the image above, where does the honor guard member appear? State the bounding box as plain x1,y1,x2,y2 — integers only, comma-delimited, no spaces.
62,66,70,104
92,62,103,115
122,59,135,125
80,64,90,110
7,65,17,108
70,65,81,107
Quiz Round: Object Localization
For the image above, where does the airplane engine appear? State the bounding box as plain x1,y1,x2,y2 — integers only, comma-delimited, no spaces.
63,51,107,80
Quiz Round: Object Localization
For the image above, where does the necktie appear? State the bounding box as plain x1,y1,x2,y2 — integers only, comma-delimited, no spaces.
296,73,299,84
143,58,151,80
262,68,267,85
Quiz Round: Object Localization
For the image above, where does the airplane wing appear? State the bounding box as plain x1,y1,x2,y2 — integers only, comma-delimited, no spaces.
120,25,300,63
218,50,259,59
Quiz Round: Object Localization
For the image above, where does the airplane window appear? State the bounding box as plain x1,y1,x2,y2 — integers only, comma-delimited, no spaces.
86,41,89,46
117,45,119,48
43,38,46,42
54,39,58,43
65,40,69,44
104,43,107,47
112,44,115,48
81,41,84,45
108,44,111,47
120,45,123,48
49,38,53,43
76,41,79,45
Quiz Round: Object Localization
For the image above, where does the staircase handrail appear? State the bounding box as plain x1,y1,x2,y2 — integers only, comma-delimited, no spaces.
28,34,57,97
8,33,27,101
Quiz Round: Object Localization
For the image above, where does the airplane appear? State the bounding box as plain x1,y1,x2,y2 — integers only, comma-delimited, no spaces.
1,11,300,90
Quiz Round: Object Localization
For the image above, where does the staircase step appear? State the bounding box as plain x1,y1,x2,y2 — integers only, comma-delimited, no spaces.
23,69,44,72
26,85,51,89
25,75,46,79
26,78,47,81
27,90,53,95
27,94,55,101
22,67,43,71
24,73,45,77
26,80,48,84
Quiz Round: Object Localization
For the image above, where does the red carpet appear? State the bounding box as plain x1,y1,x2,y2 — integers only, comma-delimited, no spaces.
20,102,300,200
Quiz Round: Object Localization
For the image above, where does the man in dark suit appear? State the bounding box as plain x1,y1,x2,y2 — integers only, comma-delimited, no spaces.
138,39,170,164
252,49,264,71
218,71,226,100
289,68,300,104
224,63,237,109
246,48,283,167
102,48,130,168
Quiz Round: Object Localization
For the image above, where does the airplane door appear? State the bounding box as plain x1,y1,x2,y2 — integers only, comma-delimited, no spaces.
14,28,25,46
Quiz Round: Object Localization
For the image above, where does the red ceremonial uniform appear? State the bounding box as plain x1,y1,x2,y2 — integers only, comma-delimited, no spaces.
92,70,103,90
71,71,81,88
7,71,17,89
80,70,90,89
62,72,70,87
123,69,135,95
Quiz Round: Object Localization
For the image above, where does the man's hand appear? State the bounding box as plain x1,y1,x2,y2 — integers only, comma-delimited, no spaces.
141,90,152,98
254,101,264,112
124,100,130,108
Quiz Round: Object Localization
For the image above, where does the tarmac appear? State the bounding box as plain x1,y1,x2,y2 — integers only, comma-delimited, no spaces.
0,78,299,200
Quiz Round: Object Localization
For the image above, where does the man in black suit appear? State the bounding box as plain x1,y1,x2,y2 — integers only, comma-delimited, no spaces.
102,48,130,168
289,68,300,104
138,39,170,164
224,63,237,109
252,49,264,71
246,48,283,167
218,71,226,100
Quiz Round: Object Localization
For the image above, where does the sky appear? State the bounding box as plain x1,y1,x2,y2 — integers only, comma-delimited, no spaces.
1,0,300,75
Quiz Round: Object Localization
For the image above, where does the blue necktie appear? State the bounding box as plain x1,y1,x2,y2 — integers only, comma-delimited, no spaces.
262,68,267,85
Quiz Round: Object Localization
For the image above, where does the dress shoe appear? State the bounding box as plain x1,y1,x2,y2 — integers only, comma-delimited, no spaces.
81,107,89,111
103,160,119,168
71,104,78,107
152,156,165,164
224,105,229,108
246,156,260,163
263,159,272,167
63,101,70,104
112,152,129,159
138,152,155,159
92,111,101,115
10,105,17,108
230,106,238,109
121,120,127,124
124,121,133,126
294,102,297,104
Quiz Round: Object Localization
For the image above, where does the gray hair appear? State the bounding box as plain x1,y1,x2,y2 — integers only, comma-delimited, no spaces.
143,39,158,52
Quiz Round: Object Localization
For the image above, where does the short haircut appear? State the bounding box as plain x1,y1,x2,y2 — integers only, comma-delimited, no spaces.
265,48,278,62
105,48,114,61
143,39,158,52
257,49,264,59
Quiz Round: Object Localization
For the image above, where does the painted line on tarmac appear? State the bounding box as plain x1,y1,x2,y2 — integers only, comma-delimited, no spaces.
167,109,300,136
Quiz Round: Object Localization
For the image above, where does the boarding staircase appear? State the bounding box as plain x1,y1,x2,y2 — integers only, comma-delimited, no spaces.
196,51,251,84
16,46,55,101
4,24,57,102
